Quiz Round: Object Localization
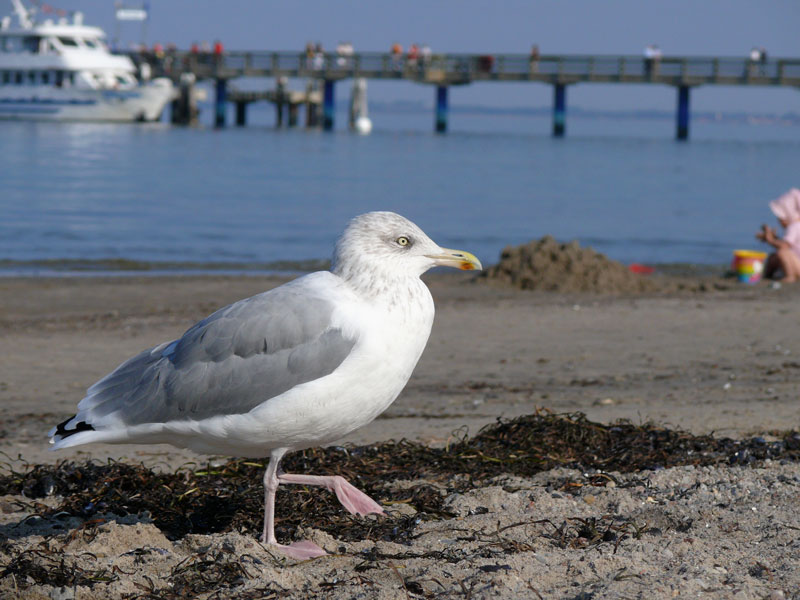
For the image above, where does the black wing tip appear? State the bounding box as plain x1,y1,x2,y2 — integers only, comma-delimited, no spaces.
55,416,95,439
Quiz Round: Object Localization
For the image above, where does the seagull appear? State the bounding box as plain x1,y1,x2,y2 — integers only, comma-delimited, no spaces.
49,211,481,559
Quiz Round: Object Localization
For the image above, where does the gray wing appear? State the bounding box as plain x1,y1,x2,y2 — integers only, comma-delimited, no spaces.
79,281,356,426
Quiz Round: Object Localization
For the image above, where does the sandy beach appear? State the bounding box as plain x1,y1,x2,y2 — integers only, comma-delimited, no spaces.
1,273,799,598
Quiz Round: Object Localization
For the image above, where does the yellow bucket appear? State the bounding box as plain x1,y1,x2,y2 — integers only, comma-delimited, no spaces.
732,249,768,283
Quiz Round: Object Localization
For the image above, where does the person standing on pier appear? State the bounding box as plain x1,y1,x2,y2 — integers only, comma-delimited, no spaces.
391,42,403,70
643,44,656,77
336,41,354,68
529,44,540,74
757,188,800,283
421,44,432,65
304,42,315,69
313,43,325,70
213,39,224,69
748,47,762,77
759,47,768,75
408,43,420,68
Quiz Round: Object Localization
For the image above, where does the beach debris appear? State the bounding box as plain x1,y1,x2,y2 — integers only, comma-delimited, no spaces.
628,263,655,275
594,398,616,405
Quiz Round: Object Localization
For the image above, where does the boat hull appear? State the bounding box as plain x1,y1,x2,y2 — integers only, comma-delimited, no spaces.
0,78,175,122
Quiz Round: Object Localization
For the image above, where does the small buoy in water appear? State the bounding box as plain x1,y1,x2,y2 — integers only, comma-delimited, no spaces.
354,116,372,135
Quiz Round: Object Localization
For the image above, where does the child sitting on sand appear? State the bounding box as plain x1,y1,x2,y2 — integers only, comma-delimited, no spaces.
757,188,800,282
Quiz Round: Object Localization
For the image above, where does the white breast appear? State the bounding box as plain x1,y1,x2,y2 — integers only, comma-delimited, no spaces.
170,277,436,457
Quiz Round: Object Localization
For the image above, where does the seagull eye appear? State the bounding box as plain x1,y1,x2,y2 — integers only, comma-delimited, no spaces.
396,236,411,247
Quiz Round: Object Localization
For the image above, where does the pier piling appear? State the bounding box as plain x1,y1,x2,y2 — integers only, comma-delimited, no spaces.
235,101,246,126
275,77,287,128
306,81,319,128
553,83,566,137
676,85,690,140
170,97,183,125
170,74,197,125
214,79,227,128
435,85,448,133
323,80,335,130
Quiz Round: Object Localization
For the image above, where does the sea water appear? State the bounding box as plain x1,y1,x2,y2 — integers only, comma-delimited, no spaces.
1,106,797,274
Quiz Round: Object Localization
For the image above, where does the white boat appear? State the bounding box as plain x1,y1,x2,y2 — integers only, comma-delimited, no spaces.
0,0,174,121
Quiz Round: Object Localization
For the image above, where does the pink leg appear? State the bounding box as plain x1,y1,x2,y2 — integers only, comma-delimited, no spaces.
261,449,327,560
777,247,800,282
278,473,385,516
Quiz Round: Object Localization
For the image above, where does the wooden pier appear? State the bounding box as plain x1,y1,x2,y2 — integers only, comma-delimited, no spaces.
228,82,323,128
137,50,800,139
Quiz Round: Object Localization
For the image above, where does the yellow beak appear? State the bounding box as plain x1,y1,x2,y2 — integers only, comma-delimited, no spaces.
426,247,483,271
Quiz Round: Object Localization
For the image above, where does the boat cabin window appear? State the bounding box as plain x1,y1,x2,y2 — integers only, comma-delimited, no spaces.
22,36,41,52
0,69,76,87
83,38,97,49
1,36,23,52
58,37,78,48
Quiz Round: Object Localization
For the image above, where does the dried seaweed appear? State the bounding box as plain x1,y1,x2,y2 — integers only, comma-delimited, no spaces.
123,548,287,600
1,411,798,545
448,410,800,473
1,411,798,596
0,540,117,589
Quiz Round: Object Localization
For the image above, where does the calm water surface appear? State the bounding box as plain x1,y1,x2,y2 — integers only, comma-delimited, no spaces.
1,108,797,273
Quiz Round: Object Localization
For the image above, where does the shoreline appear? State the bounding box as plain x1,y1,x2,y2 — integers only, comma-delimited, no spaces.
0,259,732,280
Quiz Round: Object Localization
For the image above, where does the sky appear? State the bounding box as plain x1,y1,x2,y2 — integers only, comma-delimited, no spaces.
24,0,800,113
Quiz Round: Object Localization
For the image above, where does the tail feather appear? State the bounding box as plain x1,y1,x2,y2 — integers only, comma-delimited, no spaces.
50,415,95,443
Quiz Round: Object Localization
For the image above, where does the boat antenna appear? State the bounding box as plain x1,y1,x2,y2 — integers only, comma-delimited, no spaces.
11,0,34,29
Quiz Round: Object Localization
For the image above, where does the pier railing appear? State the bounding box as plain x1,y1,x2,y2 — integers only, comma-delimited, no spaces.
136,50,800,87
140,50,800,138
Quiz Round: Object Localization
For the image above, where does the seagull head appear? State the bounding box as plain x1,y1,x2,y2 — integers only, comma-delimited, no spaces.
332,212,482,282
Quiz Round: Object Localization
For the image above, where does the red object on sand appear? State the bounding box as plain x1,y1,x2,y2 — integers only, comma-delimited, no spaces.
628,263,655,275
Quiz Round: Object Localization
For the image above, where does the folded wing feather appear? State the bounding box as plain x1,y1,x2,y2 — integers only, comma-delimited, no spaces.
67,282,357,430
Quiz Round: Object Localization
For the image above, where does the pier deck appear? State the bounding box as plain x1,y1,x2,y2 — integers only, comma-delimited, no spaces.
144,51,800,87
139,51,800,138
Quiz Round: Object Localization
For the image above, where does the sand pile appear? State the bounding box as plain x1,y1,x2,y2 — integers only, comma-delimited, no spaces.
479,236,658,293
